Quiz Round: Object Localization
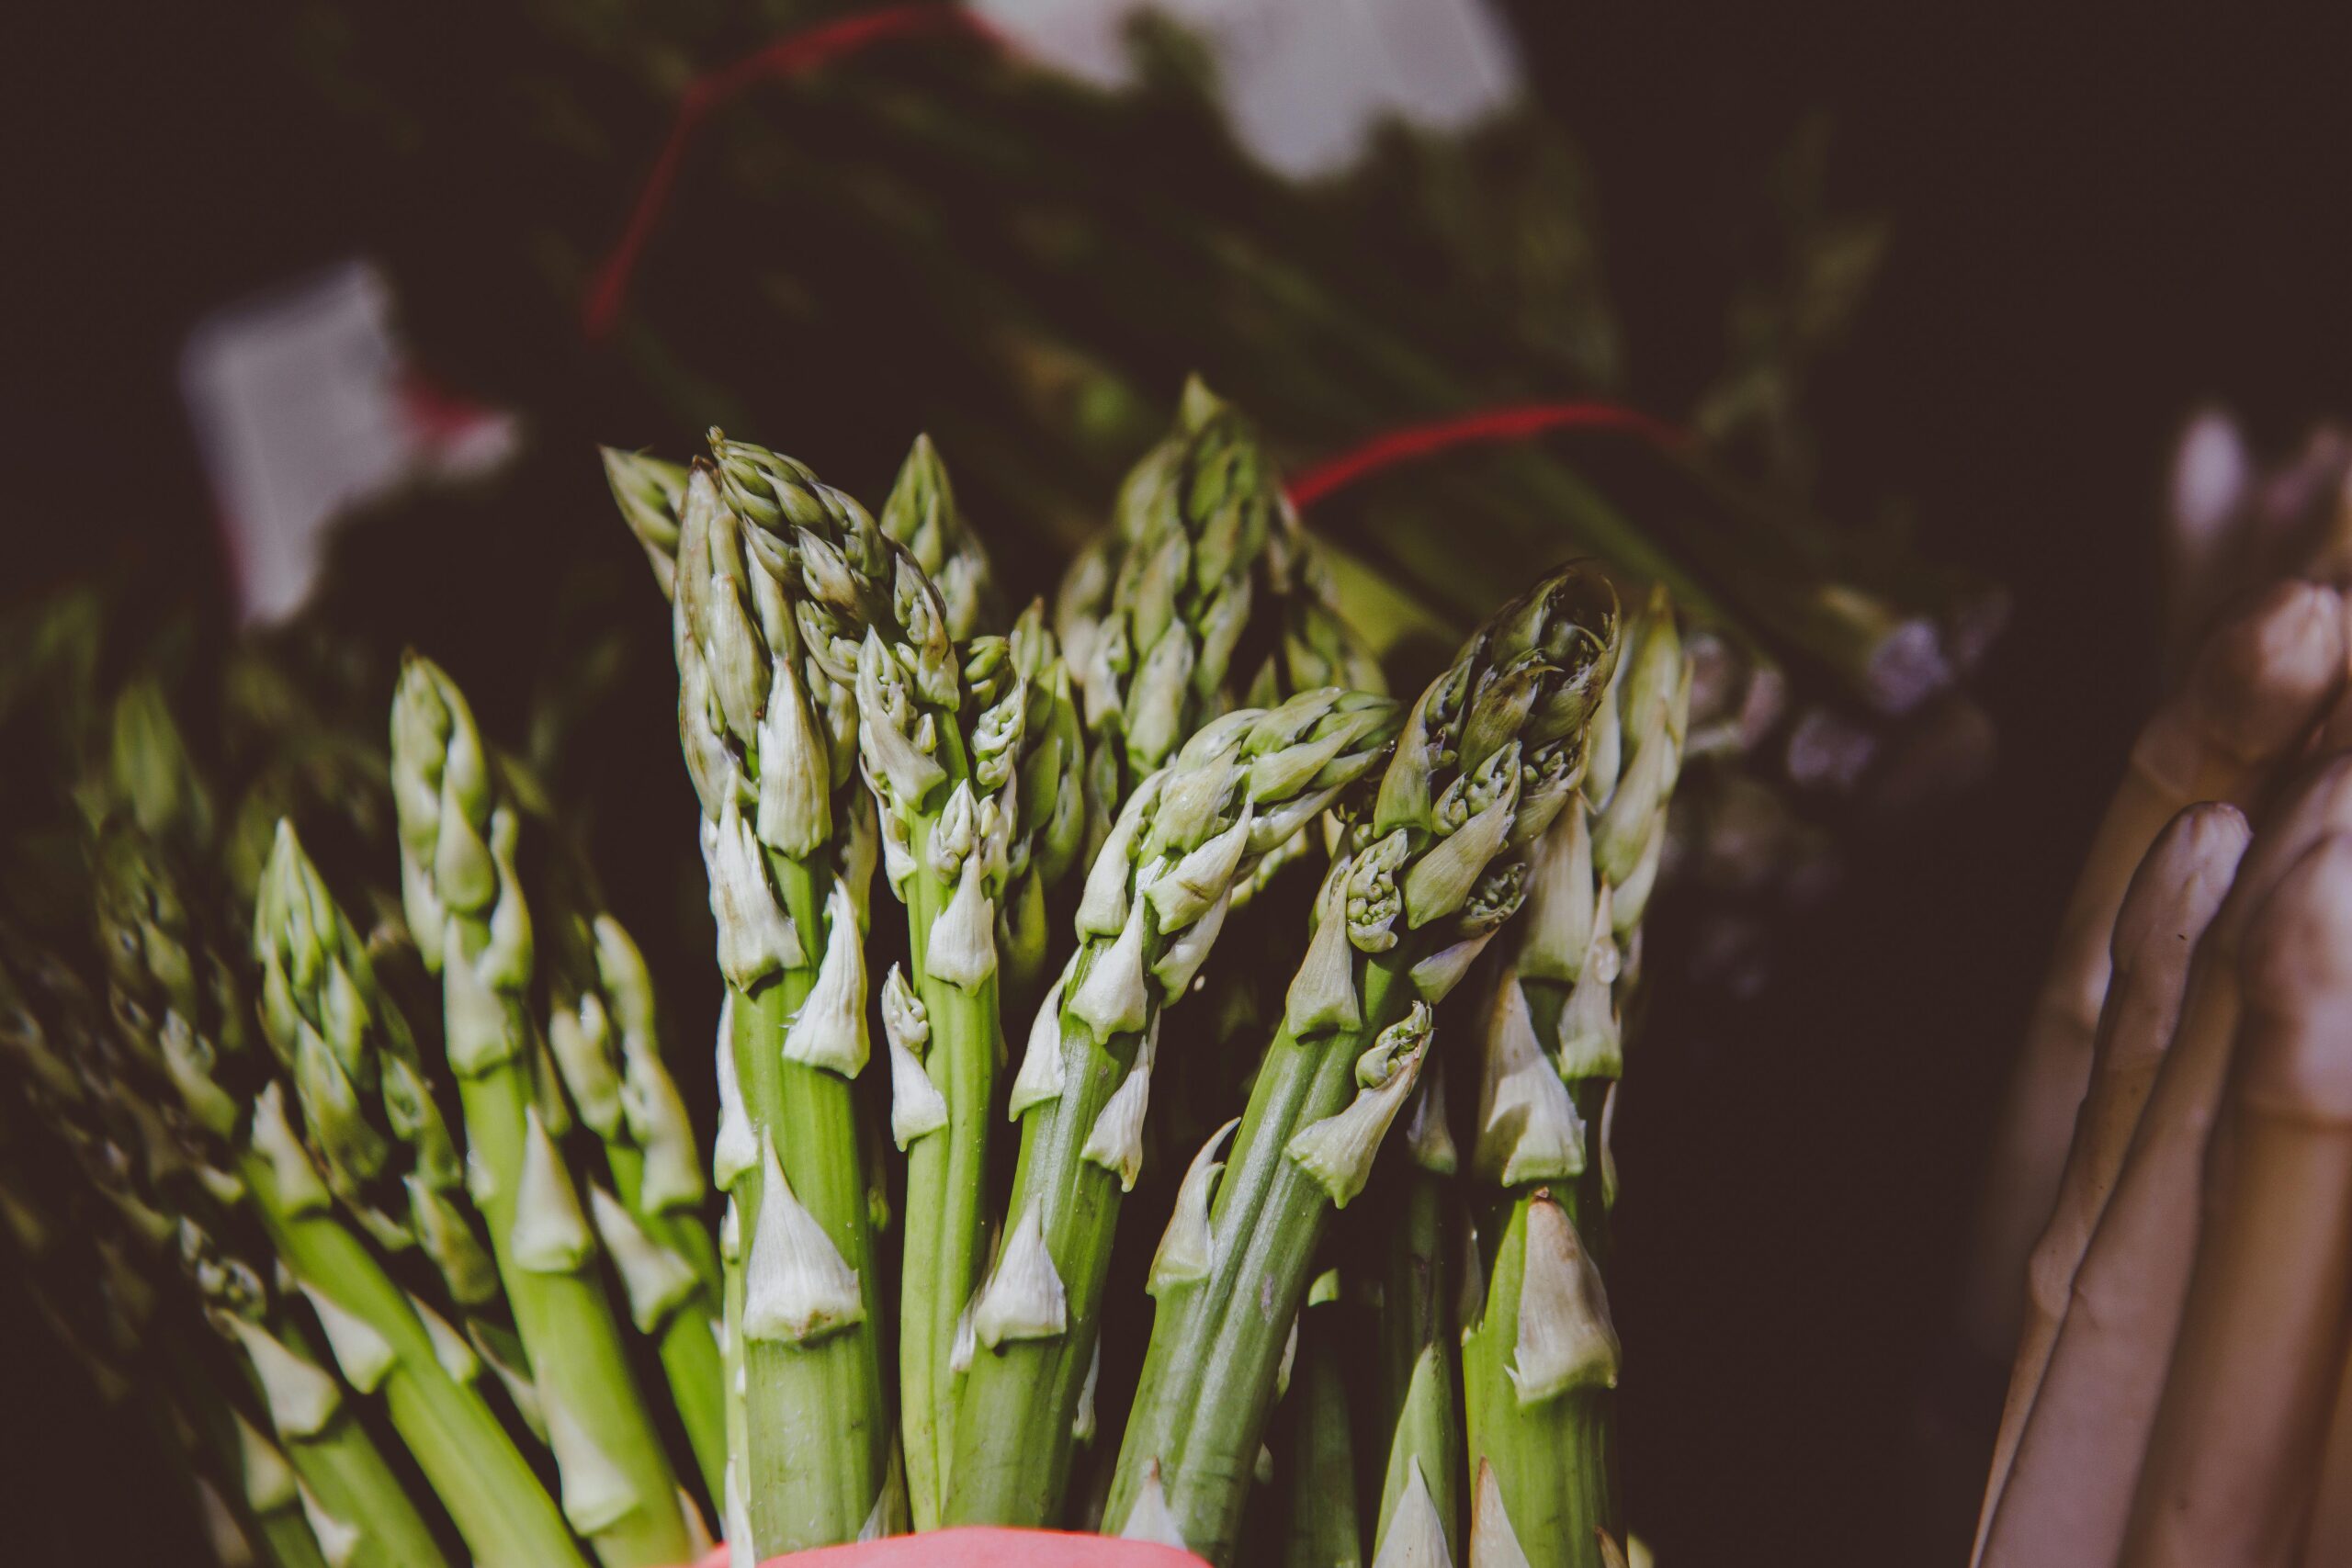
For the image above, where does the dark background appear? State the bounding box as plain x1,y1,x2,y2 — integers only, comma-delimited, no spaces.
9,3,2352,1562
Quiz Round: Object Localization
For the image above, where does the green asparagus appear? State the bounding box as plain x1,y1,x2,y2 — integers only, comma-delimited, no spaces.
664,452,891,1552
390,658,694,1564
946,686,1401,1528
850,483,1083,1525
1055,379,1384,851
1109,562,1623,1562
250,823,597,1565
1462,588,1688,1567
547,907,728,1501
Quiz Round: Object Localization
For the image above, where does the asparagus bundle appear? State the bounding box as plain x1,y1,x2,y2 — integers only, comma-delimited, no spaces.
1107,561,1623,1560
768,431,1083,1530
7,371,1714,1566
389,659,697,1564
1962,581,2345,1367
609,387,1406,1542
1455,588,1689,1568
948,683,1402,1527
659,456,893,1555
1969,804,2249,1562
4,695,594,1565
1975,763,2352,1567
544,894,729,1500
0,615,749,1568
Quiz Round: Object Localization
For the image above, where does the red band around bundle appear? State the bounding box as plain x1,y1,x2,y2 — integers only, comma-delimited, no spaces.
1284,401,1688,510
582,4,1001,340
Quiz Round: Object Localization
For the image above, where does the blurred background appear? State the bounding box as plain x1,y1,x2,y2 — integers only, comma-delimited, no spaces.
9,2,2352,1562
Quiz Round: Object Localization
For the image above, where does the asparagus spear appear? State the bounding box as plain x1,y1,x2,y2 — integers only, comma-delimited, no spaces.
1280,1268,1362,1568
1365,1091,1464,1568
171,1338,334,1568
546,908,727,1502
249,824,595,1565
1964,580,2344,1365
389,659,693,1565
666,450,891,1552
1970,804,2247,1564
723,426,1082,1529
1056,379,1384,847
868,596,1085,1527
1459,589,1688,1568
1109,563,1623,1562
249,820,494,1306
602,448,689,602
1982,756,2352,1567
946,686,1402,1528
880,434,1005,642
2117,836,2352,1567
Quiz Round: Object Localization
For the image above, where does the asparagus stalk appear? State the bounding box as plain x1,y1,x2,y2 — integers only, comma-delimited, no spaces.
249,820,496,1307
1964,580,2344,1364
946,686,1401,1528
249,824,594,1566
547,908,727,1502
790,430,1030,1532
852,456,1086,1526
1460,589,1688,1568
880,434,1005,643
171,1346,333,1568
389,659,692,1565
1281,1269,1362,1568
1971,804,2248,1563
2116,836,2352,1567
674,447,891,1552
1109,563,1623,1561
602,448,689,602
1982,756,2352,1567
1367,1097,1464,1568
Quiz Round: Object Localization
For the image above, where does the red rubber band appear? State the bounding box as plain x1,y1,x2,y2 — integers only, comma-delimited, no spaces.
582,5,1001,340
1284,401,1687,510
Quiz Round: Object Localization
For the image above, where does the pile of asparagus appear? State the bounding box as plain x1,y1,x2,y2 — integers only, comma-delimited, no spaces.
0,384,1686,1566
3,648,725,1562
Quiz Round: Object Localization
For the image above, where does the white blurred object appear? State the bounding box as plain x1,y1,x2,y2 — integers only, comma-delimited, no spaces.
180,260,518,624
972,0,1521,178
2167,406,2251,542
